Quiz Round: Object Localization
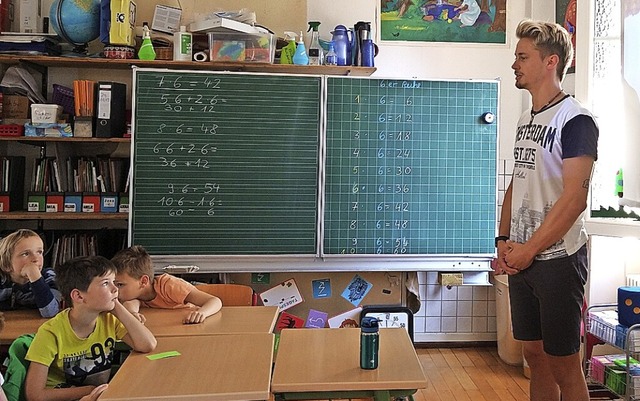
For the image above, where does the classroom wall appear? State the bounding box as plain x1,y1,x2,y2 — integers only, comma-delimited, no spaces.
50,0,632,343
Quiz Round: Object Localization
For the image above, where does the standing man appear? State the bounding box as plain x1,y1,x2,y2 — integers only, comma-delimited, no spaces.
496,20,598,401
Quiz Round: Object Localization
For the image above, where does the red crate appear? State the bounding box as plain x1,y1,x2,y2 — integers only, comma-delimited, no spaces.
0,124,24,136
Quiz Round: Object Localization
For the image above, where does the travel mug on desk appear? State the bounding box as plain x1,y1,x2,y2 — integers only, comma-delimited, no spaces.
360,316,379,369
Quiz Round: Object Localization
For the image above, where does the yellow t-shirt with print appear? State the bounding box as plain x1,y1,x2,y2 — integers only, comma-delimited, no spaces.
26,309,127,388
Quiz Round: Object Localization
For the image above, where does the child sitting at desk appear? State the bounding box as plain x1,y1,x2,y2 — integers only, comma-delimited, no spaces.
111,245,222,324
24,255,157,401
0,229,61,317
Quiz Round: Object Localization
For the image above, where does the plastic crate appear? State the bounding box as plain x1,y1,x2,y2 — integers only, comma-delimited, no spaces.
606,365,627,396
591,355,611,384
51,84,75,116
0,123,24,136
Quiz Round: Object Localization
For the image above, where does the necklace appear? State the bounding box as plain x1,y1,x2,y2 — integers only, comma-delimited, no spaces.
528,90,564,127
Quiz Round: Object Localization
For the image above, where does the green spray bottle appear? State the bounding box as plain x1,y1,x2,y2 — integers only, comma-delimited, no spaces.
307,21,324,66
279,31,297,64
138,22,156,61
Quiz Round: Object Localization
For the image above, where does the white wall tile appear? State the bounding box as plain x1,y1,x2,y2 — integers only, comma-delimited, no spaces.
457,300,473,317
473,286,488,301
414,316,426,333
473,317,488,332
426,300,442,316
441,286,458,300
488,316,497,331
457,317,472,332
473,301,488,317
442,300,457,317
487,299,497,317
442,317,457,332
426,285,441,301
457,286,473,301
426,317,442,332
426,272,440,284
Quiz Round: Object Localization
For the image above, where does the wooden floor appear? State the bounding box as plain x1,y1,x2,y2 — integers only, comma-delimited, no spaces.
412,346,530,401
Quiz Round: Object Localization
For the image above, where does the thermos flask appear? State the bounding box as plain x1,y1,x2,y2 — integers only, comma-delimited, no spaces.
360,316,379,369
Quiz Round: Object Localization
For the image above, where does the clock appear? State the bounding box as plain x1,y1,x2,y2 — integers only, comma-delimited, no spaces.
361,305,414,342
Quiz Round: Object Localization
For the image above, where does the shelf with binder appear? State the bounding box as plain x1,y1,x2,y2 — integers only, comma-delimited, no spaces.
0,136,130,221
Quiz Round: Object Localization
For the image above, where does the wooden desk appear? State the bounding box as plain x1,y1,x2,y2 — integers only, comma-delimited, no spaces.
142,306,278,337
99,333,274,401
0,309,48,344
271,328,427,401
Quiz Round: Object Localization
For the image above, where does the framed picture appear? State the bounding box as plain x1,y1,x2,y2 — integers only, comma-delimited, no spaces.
556,0,576,72
379,0,507,44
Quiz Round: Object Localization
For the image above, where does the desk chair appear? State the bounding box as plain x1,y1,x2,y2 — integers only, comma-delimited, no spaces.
195,283,255,306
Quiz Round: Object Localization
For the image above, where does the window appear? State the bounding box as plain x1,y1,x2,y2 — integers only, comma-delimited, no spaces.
590,0,640,219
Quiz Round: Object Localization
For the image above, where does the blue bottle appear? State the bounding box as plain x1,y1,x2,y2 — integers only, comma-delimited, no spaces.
324,41,337,65
331,25,353,66
292,31,309,66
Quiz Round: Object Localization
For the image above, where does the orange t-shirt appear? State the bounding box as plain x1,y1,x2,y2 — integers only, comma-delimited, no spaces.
142,273,195,309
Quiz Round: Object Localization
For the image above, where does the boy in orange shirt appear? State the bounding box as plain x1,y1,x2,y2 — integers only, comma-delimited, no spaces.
111,246,222,324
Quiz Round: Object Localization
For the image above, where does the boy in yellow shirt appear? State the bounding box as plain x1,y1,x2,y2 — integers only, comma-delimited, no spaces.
24,256,157,401
111,246,222,324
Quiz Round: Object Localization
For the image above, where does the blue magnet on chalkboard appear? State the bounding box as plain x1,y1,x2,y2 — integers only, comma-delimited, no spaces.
482,112,495,124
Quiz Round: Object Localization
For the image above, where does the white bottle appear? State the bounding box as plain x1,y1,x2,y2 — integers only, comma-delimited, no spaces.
173,26,192,61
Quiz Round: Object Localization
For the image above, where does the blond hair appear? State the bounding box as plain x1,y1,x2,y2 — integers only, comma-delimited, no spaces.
111,245,154,279
516,19,574,81
0,229,42,280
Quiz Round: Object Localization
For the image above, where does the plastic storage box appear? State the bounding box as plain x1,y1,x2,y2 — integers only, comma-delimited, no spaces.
208,32,275,63
31,104,63,123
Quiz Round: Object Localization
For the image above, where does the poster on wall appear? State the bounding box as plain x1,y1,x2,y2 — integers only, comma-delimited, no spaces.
556,0,576,72
379,0,506,43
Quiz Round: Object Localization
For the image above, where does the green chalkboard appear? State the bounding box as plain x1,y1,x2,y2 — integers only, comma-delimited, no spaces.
323,77,498,256
131,69,321,255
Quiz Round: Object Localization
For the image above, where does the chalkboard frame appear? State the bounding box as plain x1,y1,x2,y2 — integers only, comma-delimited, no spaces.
320,76,500,258
129,69,500,271
130,68,323,257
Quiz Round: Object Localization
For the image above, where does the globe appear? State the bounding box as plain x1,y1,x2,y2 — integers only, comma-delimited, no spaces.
50,0,100,50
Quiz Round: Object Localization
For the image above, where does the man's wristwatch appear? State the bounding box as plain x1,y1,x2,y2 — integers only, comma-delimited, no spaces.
495,236,509,247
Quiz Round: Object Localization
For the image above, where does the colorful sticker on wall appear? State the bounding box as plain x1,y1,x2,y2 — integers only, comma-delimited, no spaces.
276,311,305,332
259,278,304,311
328,306,362,328
311,278,331,299
341,274,372,306
305,309,329,328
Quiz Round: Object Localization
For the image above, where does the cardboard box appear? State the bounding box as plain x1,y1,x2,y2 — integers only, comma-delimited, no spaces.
12,0,41,33
438,272,464,286
2,95,29,119
208,32,274,63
